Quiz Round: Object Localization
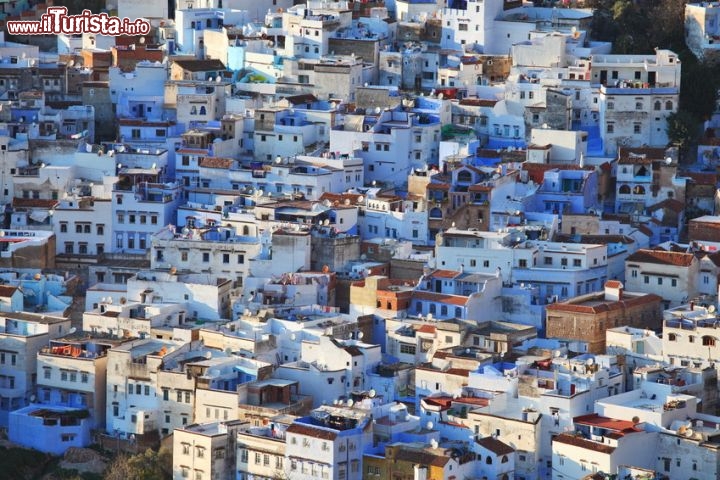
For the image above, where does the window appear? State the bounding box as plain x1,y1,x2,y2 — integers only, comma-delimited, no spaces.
658,277,663,286
644,276,649,284
202,252,209,263
607,124,614,133
400,344,416,355
223,254,230,264
703,336,716,347
544,257,552,265
634,124,641,134
81,372,89,383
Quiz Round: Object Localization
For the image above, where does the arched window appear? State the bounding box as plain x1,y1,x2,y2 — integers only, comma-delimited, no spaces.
703,336,716,347
429,304,436,315
190,106,197,115
486,456,493,465
457,170,472,183
654,101,661,111
440,305,448,316
199,106,207,115
501,456,509,463
633,185,646,195
665,101,673,110
619,184,631,194
242,225,249,235
429,207,443,219
455,307,462,318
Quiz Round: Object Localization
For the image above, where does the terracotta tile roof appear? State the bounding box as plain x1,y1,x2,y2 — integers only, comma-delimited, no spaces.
605,280,623,289
286,423,337,440
284,94,318,105
553,433,616,454
573,414,638,433
412,291,467,306
319,192,364,205
521,163,594,184
546,292,662,314
428,269,460,279
422,396,453,409
199,157,234,169
427,182,450,190
476,436,515,456
445,368,471,377
647,198,685,214
686,172,717,185
617,147,667,164
625,249,696,267
0,286,18,297
468,184,493,192
393,448,450,467
12,198,59,209
416,325,436,334
344,346,363,356
458,98,498,107
173,58,226,71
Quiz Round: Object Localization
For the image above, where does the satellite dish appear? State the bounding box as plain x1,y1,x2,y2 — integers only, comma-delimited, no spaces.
368,389,376,398
430,438,438,449
151,163,157,170
665,157,673,165
553,350,562,358
357,195,364,203
347,399,354,407
374,107,381,114
290,333,297,341
358,331,364,339
586,357,595,366
709,305,716,313
333,399,339,405
30,394,36,402
275,156,283,164
69,327,77,334
323,219,330,226
426,421,434,430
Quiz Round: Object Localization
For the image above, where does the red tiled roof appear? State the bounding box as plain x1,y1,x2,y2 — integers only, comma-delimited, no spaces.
573,414,638,433
428,269,460,279
393,448,450,467
553,433,616,454
626,249,696,267
286,423,337,440
416,325,436,334
0,286,18,297
617,147,668,164
686,172,717,185
647,198,685,214
476,436,514,456
546,292,662,314
521,163,593,184
605,280,623,289
446,368,471,377
412,291,467,306
12,198,59,209
427,183,450,190
199,157,234,169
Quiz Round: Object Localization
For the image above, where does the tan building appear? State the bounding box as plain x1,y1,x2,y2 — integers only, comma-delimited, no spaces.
546,281,663,353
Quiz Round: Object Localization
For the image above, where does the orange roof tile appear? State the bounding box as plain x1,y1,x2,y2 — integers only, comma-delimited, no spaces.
626,249,695,267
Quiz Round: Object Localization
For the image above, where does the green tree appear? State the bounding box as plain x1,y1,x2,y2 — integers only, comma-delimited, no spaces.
667,110,699,163
104,448,171,480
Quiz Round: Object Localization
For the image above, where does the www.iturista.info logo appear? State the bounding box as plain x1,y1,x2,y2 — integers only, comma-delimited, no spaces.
6,7,151,36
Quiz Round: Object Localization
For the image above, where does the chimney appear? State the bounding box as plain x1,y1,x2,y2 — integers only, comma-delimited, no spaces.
604,281,624,302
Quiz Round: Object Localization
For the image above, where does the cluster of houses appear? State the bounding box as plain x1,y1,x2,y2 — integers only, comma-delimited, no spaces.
4,0,720,479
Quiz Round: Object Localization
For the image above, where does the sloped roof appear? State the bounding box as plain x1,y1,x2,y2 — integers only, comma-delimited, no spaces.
625,249,695,267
